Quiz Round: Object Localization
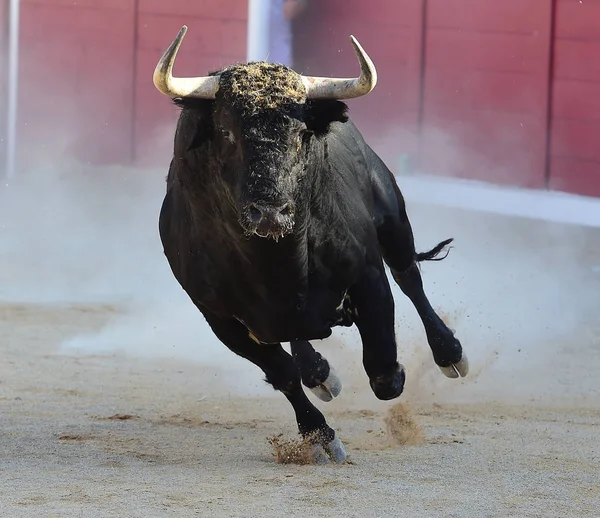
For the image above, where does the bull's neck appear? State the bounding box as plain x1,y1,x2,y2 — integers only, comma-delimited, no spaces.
185,170,310,279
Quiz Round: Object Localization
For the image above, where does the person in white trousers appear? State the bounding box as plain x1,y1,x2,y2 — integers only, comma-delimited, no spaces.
268,0,308,67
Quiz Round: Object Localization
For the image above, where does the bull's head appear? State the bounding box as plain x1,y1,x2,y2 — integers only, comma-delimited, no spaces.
153,26,377,240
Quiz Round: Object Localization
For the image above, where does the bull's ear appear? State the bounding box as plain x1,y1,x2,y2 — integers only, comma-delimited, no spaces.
173,98,214,154
304,100,349,136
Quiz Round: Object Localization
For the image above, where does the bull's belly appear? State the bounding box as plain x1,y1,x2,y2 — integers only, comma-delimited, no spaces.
231,291,354,344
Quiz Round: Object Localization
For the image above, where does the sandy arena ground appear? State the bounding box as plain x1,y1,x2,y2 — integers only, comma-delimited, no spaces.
1,165,599,517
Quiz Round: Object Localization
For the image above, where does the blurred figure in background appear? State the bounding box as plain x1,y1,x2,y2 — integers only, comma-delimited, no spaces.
268,0,308,67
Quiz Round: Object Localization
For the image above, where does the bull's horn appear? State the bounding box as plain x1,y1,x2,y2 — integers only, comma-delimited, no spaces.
153,25,220,99
301,35,377,100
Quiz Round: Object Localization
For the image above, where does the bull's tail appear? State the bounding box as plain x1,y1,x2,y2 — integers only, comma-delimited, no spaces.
415,238,454,262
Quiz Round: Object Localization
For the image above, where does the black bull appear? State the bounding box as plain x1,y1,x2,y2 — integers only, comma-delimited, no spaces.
156,28,468,463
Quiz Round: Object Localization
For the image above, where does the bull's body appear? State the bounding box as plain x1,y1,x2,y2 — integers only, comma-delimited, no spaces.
156,27,468,463
162,117,387,344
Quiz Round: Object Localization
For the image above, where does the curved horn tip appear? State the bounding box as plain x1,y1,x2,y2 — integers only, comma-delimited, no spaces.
348,35,371,61
348,35,362,49
172,25,188,44
301,34,377,100
348,35,377,91
153,24,220,99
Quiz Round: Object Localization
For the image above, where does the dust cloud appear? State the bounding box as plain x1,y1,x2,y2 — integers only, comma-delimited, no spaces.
389,202,599,407
0,149,270,396
0,120,598,409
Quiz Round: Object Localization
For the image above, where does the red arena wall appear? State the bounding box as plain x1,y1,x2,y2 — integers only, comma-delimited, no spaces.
14,0,246,168
293,0,424,173
18,0,137,165
548,0,600,197
134,0,247,165
6,0,600,198
419,0,552,189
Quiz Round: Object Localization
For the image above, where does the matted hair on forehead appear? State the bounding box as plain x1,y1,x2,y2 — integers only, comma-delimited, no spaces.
216,62,307,114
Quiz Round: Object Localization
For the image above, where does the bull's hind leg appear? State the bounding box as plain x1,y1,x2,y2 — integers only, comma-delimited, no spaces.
203,315,347,464
290,340,342,402
377,204,469,378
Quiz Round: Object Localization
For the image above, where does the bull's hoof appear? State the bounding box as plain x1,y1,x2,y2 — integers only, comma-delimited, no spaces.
369,364,406,401
309,366,342,402
312,435,347,464
438,353,469,379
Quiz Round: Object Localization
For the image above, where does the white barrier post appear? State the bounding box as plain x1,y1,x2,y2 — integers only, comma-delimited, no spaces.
246,0,270,62
4,0,19,179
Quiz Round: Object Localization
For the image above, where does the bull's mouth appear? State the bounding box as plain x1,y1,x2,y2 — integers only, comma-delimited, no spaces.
240,202,295,241
241,221,294,242
253,229,287,240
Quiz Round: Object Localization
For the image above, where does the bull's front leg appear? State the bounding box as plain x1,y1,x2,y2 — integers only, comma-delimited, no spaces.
202,313,347,464
290,340,342,402
348,262,406,400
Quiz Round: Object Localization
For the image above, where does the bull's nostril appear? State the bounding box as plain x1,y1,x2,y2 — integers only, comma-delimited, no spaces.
279,204,293,217
247,204,263,223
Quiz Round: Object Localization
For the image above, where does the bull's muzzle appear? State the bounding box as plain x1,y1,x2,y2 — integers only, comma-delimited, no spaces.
241,201,295,240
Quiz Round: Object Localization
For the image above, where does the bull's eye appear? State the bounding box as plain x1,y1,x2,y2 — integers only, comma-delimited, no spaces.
298,129,310,149
300,129,312,141
220,128,235,144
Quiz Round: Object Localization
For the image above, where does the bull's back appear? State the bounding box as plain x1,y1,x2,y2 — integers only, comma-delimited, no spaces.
328,118,406,230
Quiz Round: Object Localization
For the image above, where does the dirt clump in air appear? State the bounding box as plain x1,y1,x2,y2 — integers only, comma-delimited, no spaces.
267,433,320,465
384,402,423,446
